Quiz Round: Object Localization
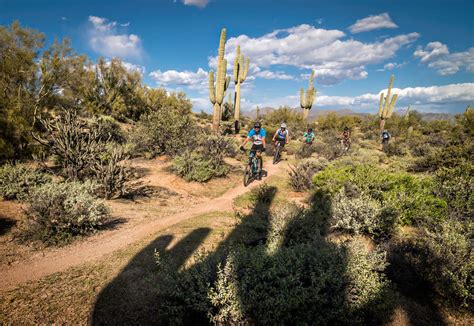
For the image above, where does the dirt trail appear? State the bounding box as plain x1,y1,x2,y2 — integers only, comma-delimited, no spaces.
0,161,284,292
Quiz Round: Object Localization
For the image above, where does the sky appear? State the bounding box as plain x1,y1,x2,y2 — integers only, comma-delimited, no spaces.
1,0,473,114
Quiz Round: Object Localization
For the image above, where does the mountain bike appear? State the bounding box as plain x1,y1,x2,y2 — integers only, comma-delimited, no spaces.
273,140,284,164
340,138,351,152
242,149,263,186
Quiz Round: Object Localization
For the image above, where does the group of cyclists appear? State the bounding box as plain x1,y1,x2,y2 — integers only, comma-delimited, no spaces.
240,121,392,180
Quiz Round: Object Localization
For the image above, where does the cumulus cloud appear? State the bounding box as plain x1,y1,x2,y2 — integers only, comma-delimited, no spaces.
183,0,209,8
254,83,474,113
414,42,474,75
209,24,419,85
255,70,294,80
88,15,143,59
149,68,208,91
376,61,407,71
349,13,398,34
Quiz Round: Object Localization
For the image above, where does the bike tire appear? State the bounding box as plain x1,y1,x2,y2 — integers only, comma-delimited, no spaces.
273,145,280,164
243,164,251,186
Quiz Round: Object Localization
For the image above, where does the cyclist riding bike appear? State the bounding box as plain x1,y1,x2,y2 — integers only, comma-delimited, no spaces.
303,128,315,145
240,122,266,177
341,127,351,150
272,123,289,162
381,129,391,151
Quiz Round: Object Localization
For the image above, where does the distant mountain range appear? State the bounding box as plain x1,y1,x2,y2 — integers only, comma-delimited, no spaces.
243,107,453,121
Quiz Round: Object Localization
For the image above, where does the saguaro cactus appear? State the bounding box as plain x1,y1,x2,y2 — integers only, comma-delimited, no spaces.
300,70,317,120
209,28,230,133
233,45,249,133
378,74,398,130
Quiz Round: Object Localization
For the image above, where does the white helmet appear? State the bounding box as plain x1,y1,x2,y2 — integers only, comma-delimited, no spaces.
280,123,287,128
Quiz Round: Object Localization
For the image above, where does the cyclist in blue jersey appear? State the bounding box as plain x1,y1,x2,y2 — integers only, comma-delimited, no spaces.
240,121,266,153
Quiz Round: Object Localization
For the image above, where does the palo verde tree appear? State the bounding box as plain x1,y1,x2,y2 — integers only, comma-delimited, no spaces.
300,70,317,120
378,74,398,130
209,28,230,133
233,45,249,133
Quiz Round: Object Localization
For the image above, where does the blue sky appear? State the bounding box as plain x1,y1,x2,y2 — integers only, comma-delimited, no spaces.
2,0,473,113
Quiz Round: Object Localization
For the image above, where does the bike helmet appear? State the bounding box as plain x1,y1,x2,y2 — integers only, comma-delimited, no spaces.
308,128,313,132
280,123,287,129
254,122,261,128
344,127,350,131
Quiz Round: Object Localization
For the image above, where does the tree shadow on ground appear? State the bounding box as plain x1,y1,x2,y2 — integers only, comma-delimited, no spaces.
91,186,398,325
387,243,448,326
91,228,211,325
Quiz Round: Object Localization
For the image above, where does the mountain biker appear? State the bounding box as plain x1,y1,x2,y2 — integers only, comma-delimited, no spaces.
240,122,266,176
381,129,391,143
341,127,351,150
303,128,315,145
272,123,289,148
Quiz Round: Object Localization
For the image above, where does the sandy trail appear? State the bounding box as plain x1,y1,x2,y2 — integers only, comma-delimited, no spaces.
0,161,284,292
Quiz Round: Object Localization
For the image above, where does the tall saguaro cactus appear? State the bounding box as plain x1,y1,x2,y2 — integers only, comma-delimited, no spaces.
300,70,317,120
233,45,249,134
209,28,230,133
378,74,398,130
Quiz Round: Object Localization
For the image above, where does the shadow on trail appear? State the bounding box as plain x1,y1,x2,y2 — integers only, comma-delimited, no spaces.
91,228,211,325
0,216,16,236
91,186,398,325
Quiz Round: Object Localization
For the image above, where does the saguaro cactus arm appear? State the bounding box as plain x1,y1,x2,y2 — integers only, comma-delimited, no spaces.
209,70,216,104
300,70,317,117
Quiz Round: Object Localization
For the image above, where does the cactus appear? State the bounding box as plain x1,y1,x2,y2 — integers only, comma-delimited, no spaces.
256,105,260,120
222,92,233,121
209,28,230,133
233,45,249,133
404,105,411,121
300,70,317,120
378,74,398,130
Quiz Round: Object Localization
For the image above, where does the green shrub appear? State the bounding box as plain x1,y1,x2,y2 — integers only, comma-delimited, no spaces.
288,157,328,191
331,189,398,239
314,164,448,225
295,143,315,158
172,150,229,183
384,142,407,157
129,102,195,158
395,220,473,308
23,181,109,245
435,163,474,220
0,164,51,201
90,115,125,144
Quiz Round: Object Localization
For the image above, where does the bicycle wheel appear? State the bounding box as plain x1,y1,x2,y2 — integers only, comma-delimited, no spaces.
273,144,280,164
243,164,251,186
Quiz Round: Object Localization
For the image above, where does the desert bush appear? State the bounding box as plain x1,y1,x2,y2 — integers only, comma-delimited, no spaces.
317,112,362,131
393,219,473,308
22,180,108,245
313,164,448,225
295,143,315,158
0,164,51,201
90,115,125,143
312,129,345,160
289,157,329,191
435,163,474,220
33,108,104,180
331,189,398,239
383,142,407,157
128,101,195,158
411,141,473,172
172,150,229,183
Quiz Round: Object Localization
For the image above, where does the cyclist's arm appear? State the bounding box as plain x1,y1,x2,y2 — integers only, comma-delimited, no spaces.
286,131,289,144
272,130,278,142
241,137,250,148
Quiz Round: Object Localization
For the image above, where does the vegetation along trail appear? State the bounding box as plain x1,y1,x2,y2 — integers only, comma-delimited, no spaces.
0,160,285,292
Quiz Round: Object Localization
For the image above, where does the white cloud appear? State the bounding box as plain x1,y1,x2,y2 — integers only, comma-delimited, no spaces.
414,42,474,75
209,24,419,85
376,61,407,71
324,83,474,111
183,0,209,8
255,70,294,80
88,15,143,59
413,42,449,63
149,68,209,91
349,13,398,34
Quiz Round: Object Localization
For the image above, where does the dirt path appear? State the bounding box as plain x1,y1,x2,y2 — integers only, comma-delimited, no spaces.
0,161,285,292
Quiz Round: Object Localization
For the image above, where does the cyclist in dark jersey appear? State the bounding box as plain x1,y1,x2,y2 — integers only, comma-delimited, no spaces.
272,123,289,148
